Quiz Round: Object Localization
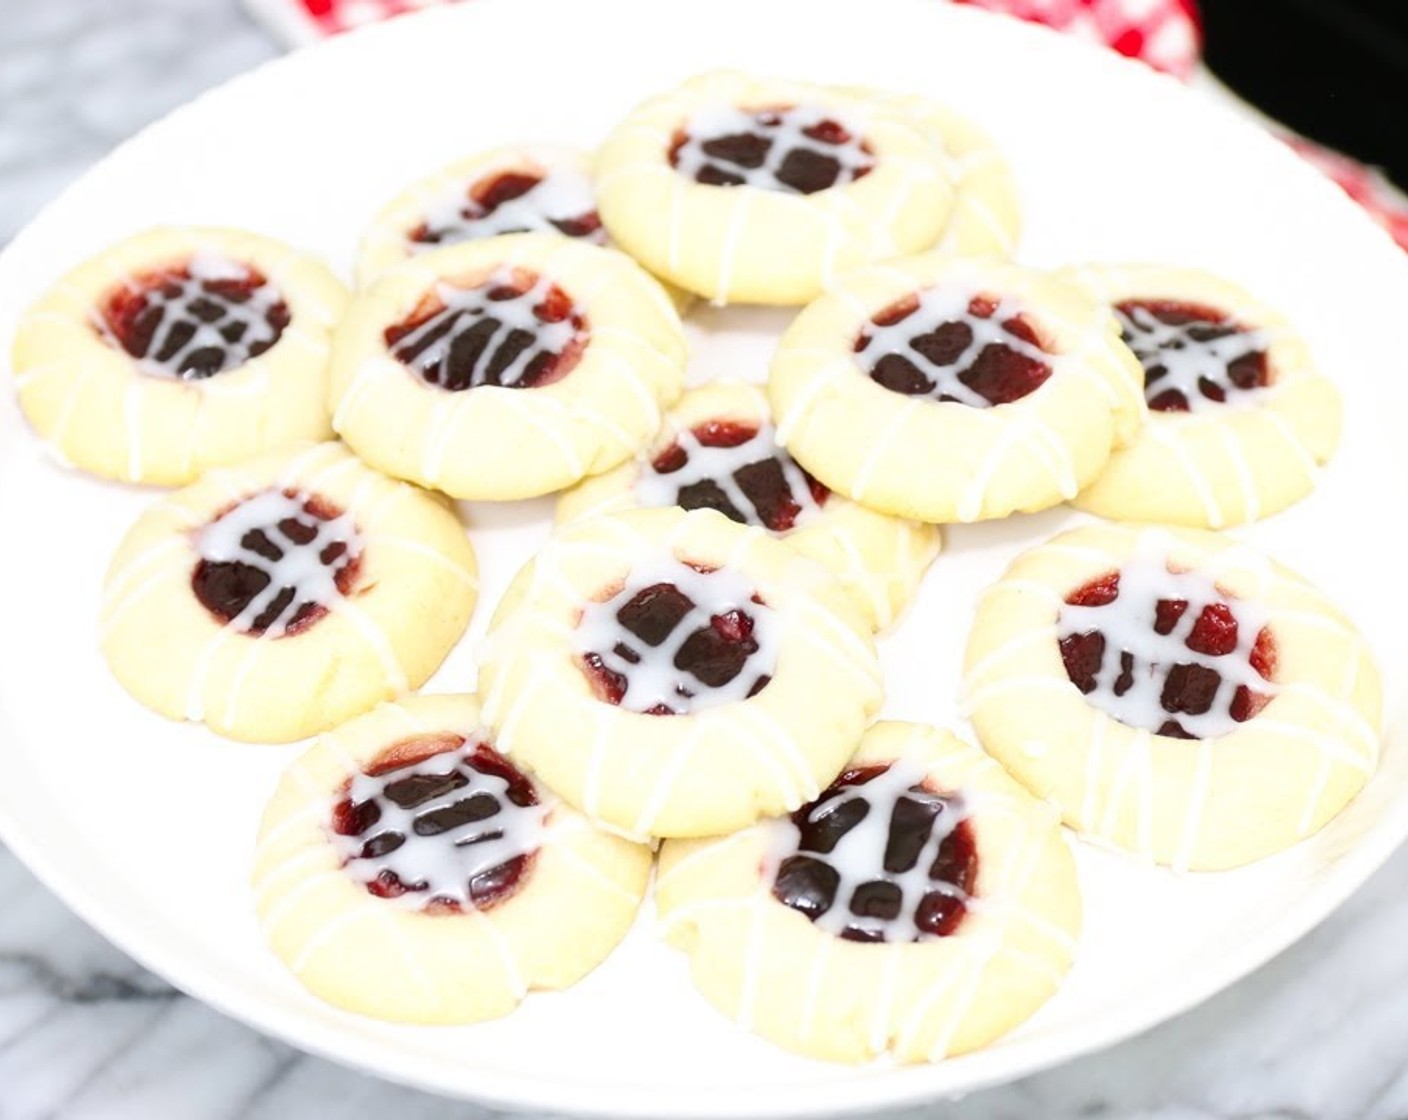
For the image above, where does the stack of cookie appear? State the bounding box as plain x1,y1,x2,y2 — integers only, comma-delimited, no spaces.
8,69,1381,1066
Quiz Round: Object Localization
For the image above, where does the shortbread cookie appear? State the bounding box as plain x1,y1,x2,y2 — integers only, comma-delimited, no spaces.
330,232,687,500
844,88,1020,257
253,694,651,1023
769,254,1146,523
1060,264,1340,527
656,722,1079,1063
479,507,883,839
557,380,941,630
594,71,955,305
356,145,605,287
964,524,1381,869
12,226,348,485
101,442,477,743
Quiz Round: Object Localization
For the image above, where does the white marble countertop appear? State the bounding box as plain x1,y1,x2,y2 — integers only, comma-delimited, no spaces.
4,2,1408,1117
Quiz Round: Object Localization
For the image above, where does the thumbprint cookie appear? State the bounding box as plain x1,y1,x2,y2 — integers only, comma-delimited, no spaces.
329,232,687,500
101,442,477,743
12,226,348,485
656,722,1080,1063
594,71,955,305
254,694,651,1023
769,254,1145,523
964,523,1381,869
479,507,884,839
557,380,941,631
1059,264,1340,527
355,145,605,287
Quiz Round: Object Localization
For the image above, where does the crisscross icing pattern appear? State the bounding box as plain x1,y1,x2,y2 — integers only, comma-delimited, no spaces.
575,559,777,716
669,104,874,195
1114,299,1271,413
330,738,547,912
768,756,976,943
192,488,362,638
856,288,1053,407
411,166,604,249
635,420,827,533
95,252,290,380
1057,553,1278,740
385,268,587,392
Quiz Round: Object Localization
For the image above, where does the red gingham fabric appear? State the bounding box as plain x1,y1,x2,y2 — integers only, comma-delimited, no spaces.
951,0,1202,78
1282,135,1408,253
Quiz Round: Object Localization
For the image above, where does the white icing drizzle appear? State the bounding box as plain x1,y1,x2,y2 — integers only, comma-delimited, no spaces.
573,557,778,715
1056,543,1277,739
633,421,823,533
390,269,580,391
671,104,872,195
94,252,286,380
330,742,549,912
1114,302,1272,412
193,488,362,638
857,287,1050,407
765,756,972,943
412,165,604,249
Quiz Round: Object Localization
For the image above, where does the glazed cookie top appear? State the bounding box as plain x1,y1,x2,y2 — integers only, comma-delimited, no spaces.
1113,299,1271,413
357,146,604,287
769,253,1145,523
330,732,549,913
594,71,956,305
768,755,976,943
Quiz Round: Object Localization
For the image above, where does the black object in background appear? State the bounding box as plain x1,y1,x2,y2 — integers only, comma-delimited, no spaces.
1202,0,1408,183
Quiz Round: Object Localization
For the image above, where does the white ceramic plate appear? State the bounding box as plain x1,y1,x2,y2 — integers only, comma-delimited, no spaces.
1,1,1406,1115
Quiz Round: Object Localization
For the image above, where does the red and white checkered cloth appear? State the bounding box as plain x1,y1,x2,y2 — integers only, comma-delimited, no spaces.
951,0,1201,77
243,0,1406,253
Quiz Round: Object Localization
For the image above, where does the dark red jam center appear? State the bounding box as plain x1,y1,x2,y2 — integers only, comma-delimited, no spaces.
580,571,771,715
191,490,361,638
98,262,290,380
1113,299,1270,412
330,735,540,913
1058,569,1277,739
855,293,1053,406
771,764,978,943
647,419,829,533
668,107,874,194
384,269,587,391
409,170,603,245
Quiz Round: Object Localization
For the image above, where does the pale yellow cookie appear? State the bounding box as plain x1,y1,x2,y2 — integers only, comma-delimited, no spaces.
594,70,955,306
12,226,348,486
479,507,884,839
1059,264,1340,527
329,232,686,501
657,722,1080,1063
769,254,1146,523
355,145,606,288
842,88,1020,257
964,523,1381,869
253,693,651,1024
101,442,477,743
557,380,941,631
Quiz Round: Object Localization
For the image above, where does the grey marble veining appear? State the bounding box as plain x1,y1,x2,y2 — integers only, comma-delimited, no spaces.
3,1,1408,1117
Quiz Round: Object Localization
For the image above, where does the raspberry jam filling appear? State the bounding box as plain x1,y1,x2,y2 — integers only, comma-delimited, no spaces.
635,419,828,533
385,268,588,391
855,290,1053,406
191,488,362,638
409,165,605,248
1113,299,1272,412
95,254,290,380
769,757,977,943
1057,557,1278,739
576,559,777,715
329,734,546,913
668,104,874,194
